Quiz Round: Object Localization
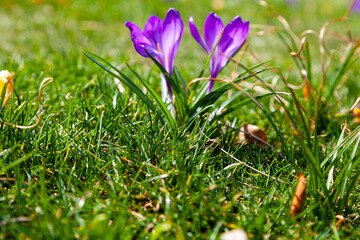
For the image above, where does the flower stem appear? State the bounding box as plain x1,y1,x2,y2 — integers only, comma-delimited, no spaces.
165,76,174,103
207,80,214,94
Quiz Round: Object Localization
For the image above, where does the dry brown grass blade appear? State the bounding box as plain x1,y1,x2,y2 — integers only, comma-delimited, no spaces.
347,0,357,18
250,24,281,36
290,172,307,218
290,37,308,60
318,2,356,100
250,51,315,132
2,77,53,129
258,1,300,44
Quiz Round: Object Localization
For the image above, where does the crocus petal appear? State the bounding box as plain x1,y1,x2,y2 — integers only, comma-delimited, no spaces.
204,12,224,54
218,17,249,57
161,8,183,75
189,16,208,53
125,21,161,58
214,17,249,73
353,0,360,12
206,14,249,93
188,12,250,93
144,15,163,47
210,56,221,79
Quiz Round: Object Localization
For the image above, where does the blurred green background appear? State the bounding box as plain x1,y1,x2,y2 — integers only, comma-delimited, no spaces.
0,0,358,72
1,0,359,105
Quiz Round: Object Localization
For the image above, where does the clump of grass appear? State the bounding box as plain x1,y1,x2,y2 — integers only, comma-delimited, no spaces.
257,0,360,223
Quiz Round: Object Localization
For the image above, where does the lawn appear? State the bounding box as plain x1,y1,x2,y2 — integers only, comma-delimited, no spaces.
1,0,360,239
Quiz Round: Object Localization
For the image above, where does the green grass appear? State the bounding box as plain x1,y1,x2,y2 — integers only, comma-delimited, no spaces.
1,0,360,239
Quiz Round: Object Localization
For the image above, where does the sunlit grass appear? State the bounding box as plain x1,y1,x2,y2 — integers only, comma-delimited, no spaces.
0,0,359,239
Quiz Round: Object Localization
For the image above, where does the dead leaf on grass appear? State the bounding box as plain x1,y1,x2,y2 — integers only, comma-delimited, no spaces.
239,124,267,145
290,172,307,218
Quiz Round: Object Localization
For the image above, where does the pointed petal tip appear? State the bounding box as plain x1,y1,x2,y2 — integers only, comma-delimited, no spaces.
232,15,243,23
189,15,208,53
242,20,250,35
208,12,222,21
125,21,130,27
125,21,137,30
205,11,224,28
167,8,180,16
204,11,224,51
164,8,183,25
223,16,250,37
244,20,250,27
229,16,250,26
125,21,133,26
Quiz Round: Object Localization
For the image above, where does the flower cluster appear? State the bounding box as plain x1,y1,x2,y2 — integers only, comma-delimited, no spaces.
125,8,249,96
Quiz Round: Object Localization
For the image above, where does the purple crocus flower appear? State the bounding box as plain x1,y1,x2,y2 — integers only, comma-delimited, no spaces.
125,8,183,101
189,13,249,93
